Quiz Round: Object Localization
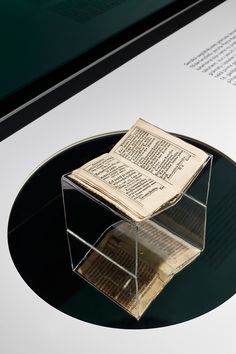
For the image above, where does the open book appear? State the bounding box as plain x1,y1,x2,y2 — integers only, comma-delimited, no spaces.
69,118,208,221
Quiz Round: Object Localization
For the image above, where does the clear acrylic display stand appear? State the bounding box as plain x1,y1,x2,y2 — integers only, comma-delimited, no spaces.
61,154,212,320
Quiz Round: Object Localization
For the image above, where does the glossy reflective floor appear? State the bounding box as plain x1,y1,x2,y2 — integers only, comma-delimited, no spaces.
8,132,236,329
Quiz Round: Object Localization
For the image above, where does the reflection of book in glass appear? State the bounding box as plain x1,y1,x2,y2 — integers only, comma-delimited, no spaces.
69,118,209,221
77,220,200,319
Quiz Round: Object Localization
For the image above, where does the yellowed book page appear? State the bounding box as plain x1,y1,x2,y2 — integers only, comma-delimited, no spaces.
110,118,208,189
70,153,161,220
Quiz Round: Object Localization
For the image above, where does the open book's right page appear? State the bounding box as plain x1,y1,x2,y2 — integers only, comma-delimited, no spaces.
109,118,208,217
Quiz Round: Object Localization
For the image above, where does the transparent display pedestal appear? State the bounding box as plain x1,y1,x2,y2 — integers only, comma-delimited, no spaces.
61,155,212,320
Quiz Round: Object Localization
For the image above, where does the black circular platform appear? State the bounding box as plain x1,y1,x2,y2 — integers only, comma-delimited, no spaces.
8,132,236,329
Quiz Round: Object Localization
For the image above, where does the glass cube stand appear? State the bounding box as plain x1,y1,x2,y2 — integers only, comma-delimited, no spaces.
61,155,212,320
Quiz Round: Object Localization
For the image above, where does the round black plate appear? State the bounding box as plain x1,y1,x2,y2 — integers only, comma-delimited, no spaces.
8,132,236,329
